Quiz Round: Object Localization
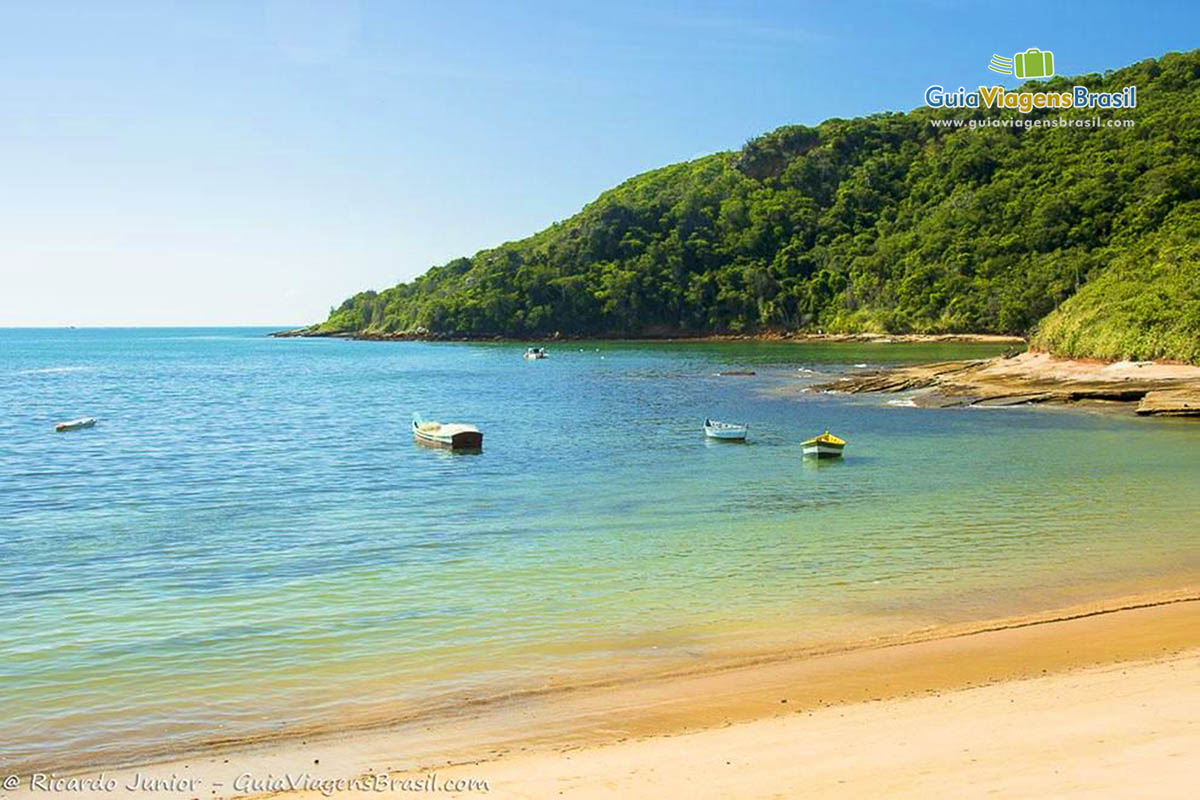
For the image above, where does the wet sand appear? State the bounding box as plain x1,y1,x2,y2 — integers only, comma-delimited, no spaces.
7,591,1198,799
443,646,1200,799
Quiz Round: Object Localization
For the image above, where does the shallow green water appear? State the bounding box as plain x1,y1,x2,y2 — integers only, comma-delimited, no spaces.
2,329,1198,770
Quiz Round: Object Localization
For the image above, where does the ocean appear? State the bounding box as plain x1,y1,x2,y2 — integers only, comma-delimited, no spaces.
2,328,1198,771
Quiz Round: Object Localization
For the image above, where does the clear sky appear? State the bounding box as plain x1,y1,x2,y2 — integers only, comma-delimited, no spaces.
2,0,1196,326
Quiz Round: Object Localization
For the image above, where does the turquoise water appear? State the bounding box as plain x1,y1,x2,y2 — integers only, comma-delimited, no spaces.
2,328,1199,771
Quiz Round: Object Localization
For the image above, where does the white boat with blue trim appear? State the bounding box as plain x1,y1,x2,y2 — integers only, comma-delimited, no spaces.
703,418,748,440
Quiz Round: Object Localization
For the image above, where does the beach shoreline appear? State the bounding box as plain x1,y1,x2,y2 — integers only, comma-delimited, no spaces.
439,643,1200,799
6,586,1198,799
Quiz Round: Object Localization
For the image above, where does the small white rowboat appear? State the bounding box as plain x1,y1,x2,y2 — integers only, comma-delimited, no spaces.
55,417,97,433
704,418,748,440
412,413,483,450
801,431,846,458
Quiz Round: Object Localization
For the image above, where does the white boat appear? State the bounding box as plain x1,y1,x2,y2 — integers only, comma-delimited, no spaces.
801,431,846,458
704,418,748,440
55,417,97,433
412,413,483,450
523,347,548,359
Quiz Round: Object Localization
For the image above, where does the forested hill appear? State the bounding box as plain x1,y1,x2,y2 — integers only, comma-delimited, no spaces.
318,50,1200,362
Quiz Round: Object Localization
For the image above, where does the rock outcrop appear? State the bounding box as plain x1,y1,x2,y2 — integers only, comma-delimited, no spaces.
818,352,1200,416
1136,389,1200,416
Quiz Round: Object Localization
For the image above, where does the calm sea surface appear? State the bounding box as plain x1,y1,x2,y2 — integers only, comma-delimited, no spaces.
2,328,1199,770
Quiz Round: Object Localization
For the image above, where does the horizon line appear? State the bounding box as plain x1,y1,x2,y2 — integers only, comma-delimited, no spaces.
0,324,304,329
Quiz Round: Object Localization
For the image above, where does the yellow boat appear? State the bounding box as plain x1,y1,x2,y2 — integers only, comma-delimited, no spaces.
801,431,846,458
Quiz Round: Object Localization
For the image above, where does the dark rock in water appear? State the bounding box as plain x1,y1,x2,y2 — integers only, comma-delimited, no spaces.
718,370,756,376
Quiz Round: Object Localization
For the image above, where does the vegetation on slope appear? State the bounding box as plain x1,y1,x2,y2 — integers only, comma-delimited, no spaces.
1031,202,1200,363
320,50,1200,361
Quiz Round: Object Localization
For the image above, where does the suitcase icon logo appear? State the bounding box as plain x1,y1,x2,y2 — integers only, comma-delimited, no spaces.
988,48,1055,80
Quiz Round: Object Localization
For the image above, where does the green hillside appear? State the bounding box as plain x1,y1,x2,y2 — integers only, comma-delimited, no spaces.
1031,202,1200,363
318,50,1200,361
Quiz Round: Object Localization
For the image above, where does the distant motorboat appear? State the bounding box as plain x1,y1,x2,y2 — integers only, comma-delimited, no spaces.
412,413,483,450
55,417,96,433
704,418,748,440
523,347,548,359
801,431,846,458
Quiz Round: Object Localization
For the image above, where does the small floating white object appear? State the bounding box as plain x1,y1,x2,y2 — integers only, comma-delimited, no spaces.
704,418,748,440
55,417,97,432
412,412,483,450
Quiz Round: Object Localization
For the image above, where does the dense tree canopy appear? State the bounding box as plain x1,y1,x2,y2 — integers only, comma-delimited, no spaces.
1031,202,1200,363
319,50,1200,362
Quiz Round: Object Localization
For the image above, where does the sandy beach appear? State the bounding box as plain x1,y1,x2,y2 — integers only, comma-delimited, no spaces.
6,593,1198,800
450,647,1200,799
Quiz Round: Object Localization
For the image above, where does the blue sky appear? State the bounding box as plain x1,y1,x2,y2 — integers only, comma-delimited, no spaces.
2,0,1195,325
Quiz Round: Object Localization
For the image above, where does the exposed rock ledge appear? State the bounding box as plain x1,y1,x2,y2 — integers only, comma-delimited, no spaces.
817,351,1200,417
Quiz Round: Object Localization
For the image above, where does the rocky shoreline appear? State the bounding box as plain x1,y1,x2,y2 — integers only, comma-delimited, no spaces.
270,327,1026,345
817,351,1200,416
273,329,1198,416
271,328,429,341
